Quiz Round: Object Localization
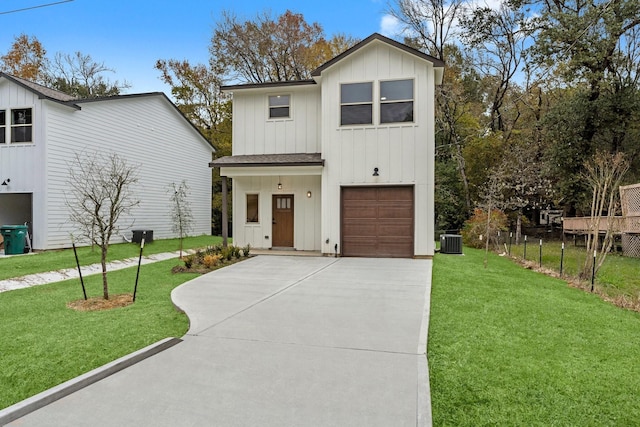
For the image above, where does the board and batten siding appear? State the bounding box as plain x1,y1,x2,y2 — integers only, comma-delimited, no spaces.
0,81,50,248
44,94,213,249
231,175,321,251
231,85,320,155
319,41,437,256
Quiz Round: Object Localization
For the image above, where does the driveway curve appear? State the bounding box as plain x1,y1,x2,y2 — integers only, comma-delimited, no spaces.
7,255,433,427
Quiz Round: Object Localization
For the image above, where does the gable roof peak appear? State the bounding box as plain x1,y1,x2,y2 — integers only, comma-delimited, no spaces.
311,32,445,77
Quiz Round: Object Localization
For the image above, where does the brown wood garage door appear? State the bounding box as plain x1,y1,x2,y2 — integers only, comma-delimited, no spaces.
341,186,414,258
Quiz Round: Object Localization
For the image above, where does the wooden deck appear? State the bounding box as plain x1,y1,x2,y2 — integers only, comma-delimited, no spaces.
562,217,624,235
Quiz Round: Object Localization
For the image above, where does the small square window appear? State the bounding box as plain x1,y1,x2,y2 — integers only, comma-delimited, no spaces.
269,95,290,119
246,194,259,223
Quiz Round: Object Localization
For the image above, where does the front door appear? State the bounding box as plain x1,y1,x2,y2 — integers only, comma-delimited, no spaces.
272,195,294,247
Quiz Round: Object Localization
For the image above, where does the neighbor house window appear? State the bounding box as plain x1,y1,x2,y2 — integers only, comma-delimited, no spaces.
380,79,414,124
340,82,373,125
0,110,5,144
246,194,259,223
11,108,32,143
269,95,290,118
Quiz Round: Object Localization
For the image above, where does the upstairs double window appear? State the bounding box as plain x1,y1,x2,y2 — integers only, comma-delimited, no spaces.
0,108,33,144
340,79,414,126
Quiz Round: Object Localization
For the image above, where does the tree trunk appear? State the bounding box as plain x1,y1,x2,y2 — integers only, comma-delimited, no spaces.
101,244,109,300
453,143,472,213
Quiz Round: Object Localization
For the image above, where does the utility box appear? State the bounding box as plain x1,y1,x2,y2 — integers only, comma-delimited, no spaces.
1,225,28,255
440,234,462,254
132,230,153,244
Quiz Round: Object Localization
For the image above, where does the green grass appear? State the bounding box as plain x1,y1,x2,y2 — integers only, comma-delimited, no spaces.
429,247,640,426
0,258,197,410
0,235,223,281
506,239,640,298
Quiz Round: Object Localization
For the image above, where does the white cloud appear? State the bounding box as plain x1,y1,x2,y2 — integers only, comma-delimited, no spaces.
379,14,404,37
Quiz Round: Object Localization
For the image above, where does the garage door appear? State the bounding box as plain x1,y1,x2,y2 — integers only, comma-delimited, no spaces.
341,186,414,258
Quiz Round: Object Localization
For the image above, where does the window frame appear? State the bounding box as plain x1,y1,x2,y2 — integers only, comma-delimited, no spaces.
379,79,414,124
246,193,260,224
268,94,291,120
0,110,5,144
0,107,34,144
340,81,373,126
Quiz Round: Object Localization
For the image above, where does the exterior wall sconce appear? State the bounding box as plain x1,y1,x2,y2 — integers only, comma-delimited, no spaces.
1,178,9,186
277,176,282,190
373,167,379,177
307,191,312,198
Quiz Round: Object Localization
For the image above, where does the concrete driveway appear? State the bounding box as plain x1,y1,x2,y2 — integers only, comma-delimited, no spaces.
5,255,433,426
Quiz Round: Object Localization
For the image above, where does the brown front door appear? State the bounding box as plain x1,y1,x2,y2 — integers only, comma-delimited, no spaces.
272,195,294,247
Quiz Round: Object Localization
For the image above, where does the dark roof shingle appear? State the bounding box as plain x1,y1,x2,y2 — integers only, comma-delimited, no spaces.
210,153,324,168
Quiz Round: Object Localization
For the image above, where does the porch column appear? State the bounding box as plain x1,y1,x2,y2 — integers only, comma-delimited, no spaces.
221,175,228,247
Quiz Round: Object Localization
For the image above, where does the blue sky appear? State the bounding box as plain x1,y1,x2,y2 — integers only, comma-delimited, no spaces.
0,0,399,94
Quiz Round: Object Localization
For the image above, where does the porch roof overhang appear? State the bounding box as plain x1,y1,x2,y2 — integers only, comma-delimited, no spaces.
210,153,324,177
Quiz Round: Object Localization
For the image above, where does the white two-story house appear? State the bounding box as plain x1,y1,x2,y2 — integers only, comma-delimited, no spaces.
211,33,444,258
0,73,214,250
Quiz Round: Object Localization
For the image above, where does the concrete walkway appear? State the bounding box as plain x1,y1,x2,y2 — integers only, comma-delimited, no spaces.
3,255,433,426
0,250,189,293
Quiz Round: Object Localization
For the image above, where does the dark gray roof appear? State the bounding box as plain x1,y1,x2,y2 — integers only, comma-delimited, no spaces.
221,79,316,92
210,153,324,168
311,33,445,77
0,73,77,103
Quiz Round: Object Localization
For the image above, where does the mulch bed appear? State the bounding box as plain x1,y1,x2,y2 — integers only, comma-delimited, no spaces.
67,293,134,312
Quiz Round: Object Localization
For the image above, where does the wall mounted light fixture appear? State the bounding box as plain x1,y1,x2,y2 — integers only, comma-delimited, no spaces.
373,167,379,177
307,191,312,198
277,176,282,190
1,178,10,186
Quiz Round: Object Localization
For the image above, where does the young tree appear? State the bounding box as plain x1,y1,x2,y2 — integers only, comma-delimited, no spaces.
581,151,629,281
67,152,140,300
169,181,194,258
155,58,232,235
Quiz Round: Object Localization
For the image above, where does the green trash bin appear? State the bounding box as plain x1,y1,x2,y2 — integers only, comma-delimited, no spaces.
1,225,28,255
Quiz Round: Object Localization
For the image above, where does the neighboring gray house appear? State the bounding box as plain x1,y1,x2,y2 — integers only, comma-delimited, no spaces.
0,73,214,250
211,33,444,258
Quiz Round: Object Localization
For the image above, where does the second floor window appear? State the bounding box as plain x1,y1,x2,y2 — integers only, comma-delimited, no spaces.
269,95,290,119
380,79,414,124
0,110,5,144
11,108,32,143
340,82,373,125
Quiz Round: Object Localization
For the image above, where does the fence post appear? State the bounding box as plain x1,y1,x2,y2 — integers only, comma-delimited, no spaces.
539,239,543,268
560,242,565,277
508,232,512,256
591,249,596,292
524,235,528,260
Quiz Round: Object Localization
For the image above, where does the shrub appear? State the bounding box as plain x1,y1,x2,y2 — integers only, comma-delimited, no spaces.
203,254,221,268
183,255,195,269
461,208,508,250
242,244,251,257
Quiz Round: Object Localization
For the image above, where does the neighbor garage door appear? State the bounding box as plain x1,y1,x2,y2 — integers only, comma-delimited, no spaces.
341,186,414,258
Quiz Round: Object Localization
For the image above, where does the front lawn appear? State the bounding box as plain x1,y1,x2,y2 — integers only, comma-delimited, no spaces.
0,235,222,281
0,258,195,410
429,247,640,425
